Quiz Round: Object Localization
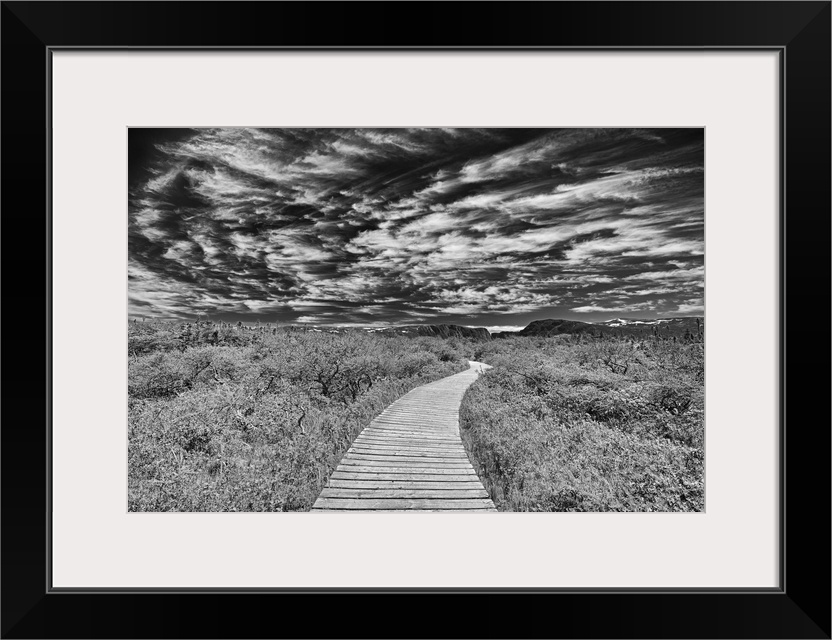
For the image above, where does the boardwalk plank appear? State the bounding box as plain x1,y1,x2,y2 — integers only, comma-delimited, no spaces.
312,497,496,510
353,438,466,450
328,479,483,489
362,426,454,433
374,413,457,421
362,428,457,437
340,461,473,470
349,452,470,461
351,444,467,455
348,447,469,459
378,418,457,422
320,488,489,499
361,429,459,440
369,423,456,432
343,455,472,465
352,439,465,448
357,431,459,438
313,509,496,512
352,446,466,455
379,413,459,418
331,467,477,477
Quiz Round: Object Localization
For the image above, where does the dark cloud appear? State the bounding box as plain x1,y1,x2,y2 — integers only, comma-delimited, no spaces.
128,128,704,327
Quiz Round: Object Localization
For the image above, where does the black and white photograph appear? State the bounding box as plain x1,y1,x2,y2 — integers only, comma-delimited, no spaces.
5,0,823,633
128,127,705,512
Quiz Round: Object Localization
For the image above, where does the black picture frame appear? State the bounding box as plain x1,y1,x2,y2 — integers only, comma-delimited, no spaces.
2,1,829,638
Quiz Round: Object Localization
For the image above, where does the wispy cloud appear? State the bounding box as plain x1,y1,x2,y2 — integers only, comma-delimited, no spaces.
129,128,704,324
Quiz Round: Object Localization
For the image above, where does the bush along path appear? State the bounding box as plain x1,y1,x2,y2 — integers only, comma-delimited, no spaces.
312,362,496,511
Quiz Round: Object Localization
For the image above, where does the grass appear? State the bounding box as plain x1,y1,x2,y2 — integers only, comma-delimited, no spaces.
128,322,470,511
460,335,704,511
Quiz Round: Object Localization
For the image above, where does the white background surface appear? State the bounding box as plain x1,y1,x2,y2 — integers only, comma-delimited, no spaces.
51,51,779,588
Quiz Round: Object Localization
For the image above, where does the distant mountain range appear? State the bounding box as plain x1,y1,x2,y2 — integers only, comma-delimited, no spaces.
491,316,703,339
358,317,703,341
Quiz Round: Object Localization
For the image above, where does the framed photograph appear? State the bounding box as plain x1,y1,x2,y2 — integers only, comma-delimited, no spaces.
3,1,829,638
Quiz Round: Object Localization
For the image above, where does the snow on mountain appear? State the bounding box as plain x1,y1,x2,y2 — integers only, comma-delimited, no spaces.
602,318,672,327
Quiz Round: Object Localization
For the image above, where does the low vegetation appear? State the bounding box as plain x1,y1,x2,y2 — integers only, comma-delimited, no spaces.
460,335,704,512
129,320,705,513
128,321,469,511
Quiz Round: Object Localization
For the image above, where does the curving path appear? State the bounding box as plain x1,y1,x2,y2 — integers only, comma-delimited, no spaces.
312,361,496,511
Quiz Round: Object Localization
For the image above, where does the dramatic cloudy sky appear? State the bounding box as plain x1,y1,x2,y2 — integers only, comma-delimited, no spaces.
129,128,704,329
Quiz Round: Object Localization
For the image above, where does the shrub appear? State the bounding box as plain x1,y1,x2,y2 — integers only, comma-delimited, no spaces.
128,323,469,511
460,335,704,512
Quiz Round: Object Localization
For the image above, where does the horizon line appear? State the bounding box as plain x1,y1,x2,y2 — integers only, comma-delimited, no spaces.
129,314,705,329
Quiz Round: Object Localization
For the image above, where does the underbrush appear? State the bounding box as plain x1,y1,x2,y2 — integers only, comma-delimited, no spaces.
128,322,470,511
460,336,704,511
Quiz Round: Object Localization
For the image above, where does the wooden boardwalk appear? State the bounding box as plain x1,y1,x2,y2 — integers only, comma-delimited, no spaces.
312,361,496,512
